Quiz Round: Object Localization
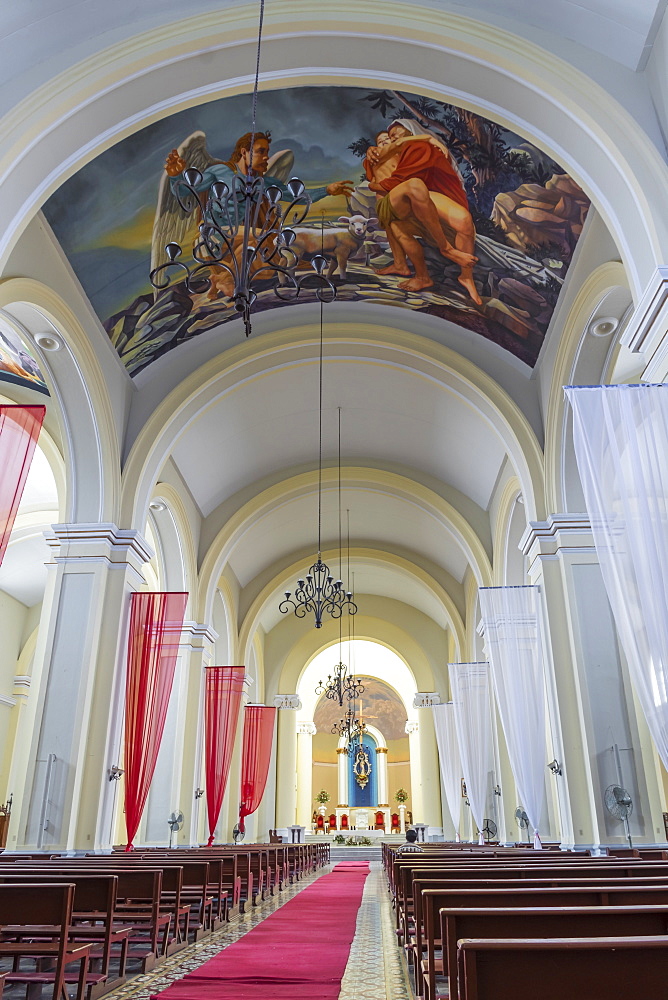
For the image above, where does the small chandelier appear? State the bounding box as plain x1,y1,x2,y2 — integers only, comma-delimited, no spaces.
316,660,364,707
279,316,357,628
331,708,367,752
148,0,336,337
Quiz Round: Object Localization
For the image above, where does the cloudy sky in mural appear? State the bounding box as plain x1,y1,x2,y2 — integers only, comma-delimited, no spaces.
43,85,590,375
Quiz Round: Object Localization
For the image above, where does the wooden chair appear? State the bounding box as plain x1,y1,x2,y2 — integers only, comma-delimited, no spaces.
340,814,349,830
391,813,400,833
375,811,385,830
328,814,337,833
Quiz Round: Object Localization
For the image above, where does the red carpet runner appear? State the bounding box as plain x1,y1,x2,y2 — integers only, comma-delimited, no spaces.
152,861,370,1000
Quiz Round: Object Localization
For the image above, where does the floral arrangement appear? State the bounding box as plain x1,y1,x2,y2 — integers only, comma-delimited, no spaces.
333,834,346,844
347,835,372,846
315,789,330,804
395,788,409,804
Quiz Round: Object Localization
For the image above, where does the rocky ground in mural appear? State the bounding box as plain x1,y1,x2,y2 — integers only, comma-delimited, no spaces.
106,174,581,375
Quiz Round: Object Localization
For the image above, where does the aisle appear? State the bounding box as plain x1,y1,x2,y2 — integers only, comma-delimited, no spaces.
152,861,369,1000
339,862,413,1000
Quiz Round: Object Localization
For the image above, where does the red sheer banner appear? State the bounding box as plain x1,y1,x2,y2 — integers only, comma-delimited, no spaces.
204,666,246,845
238,705,276,833
123,591,188,850
0,405,46,567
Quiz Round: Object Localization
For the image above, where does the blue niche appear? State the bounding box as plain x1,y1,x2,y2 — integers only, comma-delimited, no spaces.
348,733,377,807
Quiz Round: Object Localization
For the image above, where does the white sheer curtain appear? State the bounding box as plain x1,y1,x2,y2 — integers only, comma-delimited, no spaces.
566,384,668,769
448,662,492,844
480,585,546,848
432,703,463,840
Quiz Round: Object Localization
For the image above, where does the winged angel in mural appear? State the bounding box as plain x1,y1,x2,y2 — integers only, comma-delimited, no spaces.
151,130,353,301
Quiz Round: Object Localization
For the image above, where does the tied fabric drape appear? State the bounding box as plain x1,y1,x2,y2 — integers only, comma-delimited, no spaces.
0,405,45,567
566,384,668,771
238,705,276,833
448,662,492,845
480,585,547,849
432,703,463,839
124,591,188,850
204,666,246,845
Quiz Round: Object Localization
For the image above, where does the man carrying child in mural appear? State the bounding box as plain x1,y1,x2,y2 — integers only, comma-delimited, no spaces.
364,119,482,304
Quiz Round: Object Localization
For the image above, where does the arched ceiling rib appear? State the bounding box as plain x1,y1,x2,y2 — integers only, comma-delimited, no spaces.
169,356,507,518
0,0,663,125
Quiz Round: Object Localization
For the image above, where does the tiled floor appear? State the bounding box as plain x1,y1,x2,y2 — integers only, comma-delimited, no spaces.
102,862,412,1000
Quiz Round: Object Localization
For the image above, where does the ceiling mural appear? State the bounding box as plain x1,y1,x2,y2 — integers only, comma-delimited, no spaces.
43,86,590,376
0,327,48,395
314,676,408,742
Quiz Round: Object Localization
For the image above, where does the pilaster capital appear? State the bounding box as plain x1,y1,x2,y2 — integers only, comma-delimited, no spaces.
13,674,31,700
620,266,668,380
273,694,302,710
520,514,594,564
297,722,317,736
375,746,388,754
336,747,348,755
405,721,419,734
180,621,217,653
413,692,441,708
45,523,154,570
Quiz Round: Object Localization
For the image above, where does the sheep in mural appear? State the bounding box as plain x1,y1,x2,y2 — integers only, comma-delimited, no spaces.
283,215,379,281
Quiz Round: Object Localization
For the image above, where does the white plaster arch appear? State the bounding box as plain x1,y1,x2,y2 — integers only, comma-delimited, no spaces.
123,325,545,535
147,482,197,600
237,546,466,667
492,474,526,586
543,261,633,514
0,4,666,295
0,280,121,523
296,638,419,728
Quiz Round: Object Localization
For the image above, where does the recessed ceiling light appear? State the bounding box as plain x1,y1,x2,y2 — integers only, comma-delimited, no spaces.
34,332,63,351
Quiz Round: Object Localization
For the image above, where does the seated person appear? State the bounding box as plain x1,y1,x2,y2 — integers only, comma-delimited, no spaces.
396,827,424,853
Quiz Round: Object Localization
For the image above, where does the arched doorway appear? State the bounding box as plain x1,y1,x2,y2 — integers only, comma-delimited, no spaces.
294,639,420,830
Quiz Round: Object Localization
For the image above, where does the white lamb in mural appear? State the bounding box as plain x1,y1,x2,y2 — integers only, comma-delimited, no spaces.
283,215,379,282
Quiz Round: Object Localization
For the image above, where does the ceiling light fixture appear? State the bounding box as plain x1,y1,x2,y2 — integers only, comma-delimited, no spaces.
149,0,336,337
279,302,357,628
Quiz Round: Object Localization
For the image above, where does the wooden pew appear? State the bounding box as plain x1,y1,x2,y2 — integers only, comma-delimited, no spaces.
416,882,668,999
0,873,130,998
457,936,668,1000
441,905,668,1000
10,866,169,972
0,883,93,1000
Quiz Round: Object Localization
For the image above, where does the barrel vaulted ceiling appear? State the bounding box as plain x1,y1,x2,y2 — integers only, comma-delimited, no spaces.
0,0,665,645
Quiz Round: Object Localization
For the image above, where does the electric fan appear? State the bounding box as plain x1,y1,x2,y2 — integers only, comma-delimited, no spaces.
167,810,184,848
604,784,634,849
515,807,530,844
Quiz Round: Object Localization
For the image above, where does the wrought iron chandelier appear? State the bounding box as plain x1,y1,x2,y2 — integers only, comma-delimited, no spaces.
279,311,357,628
316,659,364,707
331,707,367,752
148,0,336,337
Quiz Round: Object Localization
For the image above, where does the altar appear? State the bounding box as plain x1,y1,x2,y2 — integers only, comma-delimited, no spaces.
334,806,391,832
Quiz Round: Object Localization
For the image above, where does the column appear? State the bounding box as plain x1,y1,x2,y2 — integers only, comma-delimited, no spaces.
16,524,152,852
296,722,316,827
375,747,389,806
522,515,666,850
274,696,301,836
405,720,424,826
416,707,443,834
337,746,349,807
143,623,215,847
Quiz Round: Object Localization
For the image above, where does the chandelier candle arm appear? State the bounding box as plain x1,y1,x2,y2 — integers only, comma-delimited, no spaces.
148,0,336,336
